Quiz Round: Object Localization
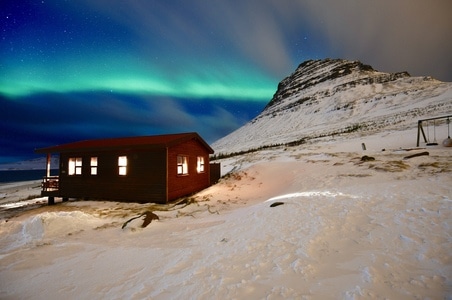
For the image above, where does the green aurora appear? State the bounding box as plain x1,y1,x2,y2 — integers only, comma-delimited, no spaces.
0,54,277,100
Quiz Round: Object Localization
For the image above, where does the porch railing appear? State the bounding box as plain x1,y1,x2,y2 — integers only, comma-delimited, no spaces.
42,176,59,192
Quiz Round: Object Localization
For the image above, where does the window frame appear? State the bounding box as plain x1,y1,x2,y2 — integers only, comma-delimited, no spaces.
196,156,205,173
118,155,127,176
90,157,98,175
68,157,82,176
177,155,189,175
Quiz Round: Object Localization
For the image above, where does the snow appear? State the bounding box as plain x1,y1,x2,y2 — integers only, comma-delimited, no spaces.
212,60,452,154
0,60,451,299
0,128,451,299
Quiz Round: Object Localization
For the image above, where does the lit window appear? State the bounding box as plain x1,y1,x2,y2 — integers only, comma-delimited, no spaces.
177,155,188,175
90,157,98,175
197,156,205,173
68,157,82,175
118,156,127,175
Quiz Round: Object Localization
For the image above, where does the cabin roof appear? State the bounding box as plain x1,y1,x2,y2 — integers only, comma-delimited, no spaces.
35,132,214,154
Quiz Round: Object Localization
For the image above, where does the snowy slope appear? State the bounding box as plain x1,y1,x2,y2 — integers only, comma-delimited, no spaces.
1,135,451,299
1,59,451,299
213,59,452,154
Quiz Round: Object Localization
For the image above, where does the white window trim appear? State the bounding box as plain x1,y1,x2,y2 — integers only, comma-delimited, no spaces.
118,156,127,176
90,157,98,175
68,157,82,175
177,155,188,175
197,156,205,173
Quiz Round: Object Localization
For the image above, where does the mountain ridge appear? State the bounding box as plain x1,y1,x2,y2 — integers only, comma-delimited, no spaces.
265,58,410,110
213,58,452,154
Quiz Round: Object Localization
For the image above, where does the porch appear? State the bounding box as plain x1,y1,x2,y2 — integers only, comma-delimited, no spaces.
41,176,59,195
38,152,60,204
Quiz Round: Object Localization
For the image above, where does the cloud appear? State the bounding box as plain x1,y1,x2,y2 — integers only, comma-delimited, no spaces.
77,0,452,81
0,93,264,162
3,0,451,163
134,97,197,129
191,0,296,77
299,0,452,79
76,0,298,78
196,106,248,142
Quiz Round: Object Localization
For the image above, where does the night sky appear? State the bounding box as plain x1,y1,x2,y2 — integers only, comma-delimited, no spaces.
1,0,451,163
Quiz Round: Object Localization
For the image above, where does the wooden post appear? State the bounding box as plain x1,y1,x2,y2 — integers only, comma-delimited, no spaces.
417,120,428,147
416,115,451,147
48,196,55,205
417,121,421,147
46,153,51,178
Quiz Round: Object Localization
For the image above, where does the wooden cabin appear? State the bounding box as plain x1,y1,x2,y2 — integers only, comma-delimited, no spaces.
35,132,220,205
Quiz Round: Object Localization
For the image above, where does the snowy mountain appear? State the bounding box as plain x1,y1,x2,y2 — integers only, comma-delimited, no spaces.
2,59,451,299
213,58,452,154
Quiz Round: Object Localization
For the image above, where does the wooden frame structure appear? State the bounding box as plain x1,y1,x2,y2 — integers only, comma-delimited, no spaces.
35,132,220,205
416,115,452,147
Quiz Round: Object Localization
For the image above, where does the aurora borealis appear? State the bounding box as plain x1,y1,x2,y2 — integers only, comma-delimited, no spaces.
1,0,452,163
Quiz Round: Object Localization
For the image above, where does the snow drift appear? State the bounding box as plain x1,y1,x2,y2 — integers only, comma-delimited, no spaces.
0,59,451,299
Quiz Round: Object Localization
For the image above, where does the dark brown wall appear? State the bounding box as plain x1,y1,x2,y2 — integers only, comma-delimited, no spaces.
167,139,211,201
57,138,213,203
59,149,167,203
209,162,221,184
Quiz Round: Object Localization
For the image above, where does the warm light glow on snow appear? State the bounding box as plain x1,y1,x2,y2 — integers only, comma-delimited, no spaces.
266,191,359,202
0,134,451,299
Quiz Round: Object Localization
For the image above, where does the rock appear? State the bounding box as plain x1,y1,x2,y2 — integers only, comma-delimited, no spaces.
361,155,375,162
122,211,159,229
141,211,159,228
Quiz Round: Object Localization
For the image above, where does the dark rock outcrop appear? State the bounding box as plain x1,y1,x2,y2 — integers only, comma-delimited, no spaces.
265,58,409,110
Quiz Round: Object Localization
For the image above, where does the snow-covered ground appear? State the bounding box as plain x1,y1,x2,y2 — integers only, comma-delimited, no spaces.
1,59,451,298
1,128,451,299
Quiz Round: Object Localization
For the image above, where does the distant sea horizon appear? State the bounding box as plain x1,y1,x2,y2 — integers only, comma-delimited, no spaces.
0,169,58,183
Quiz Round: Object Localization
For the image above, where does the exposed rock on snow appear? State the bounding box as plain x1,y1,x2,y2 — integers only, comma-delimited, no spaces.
265,59,404,109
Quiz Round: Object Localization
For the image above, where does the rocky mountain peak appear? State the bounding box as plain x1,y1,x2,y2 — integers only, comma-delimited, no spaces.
212,58,450,154
265,58,409,109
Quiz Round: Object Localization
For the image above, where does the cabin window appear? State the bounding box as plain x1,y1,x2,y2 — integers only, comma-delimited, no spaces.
177,155,188,175
197,156,205,173
90,157,98,175
68,157,82,175
118,156,127,176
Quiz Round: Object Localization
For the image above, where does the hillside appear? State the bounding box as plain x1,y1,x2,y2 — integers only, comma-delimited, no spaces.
1,128,451,299
213,59,452,154
1,58,451,299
